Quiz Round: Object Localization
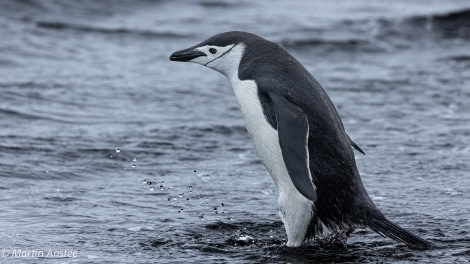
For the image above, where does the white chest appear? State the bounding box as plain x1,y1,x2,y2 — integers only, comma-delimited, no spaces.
229,78,291,189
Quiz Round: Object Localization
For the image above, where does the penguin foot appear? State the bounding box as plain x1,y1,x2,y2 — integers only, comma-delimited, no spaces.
285,240,302,247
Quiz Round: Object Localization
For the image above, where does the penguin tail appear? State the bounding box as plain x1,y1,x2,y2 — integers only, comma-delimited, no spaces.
366,212,433,249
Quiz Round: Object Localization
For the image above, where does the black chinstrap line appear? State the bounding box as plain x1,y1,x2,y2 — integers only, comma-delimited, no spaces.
204,44,237,66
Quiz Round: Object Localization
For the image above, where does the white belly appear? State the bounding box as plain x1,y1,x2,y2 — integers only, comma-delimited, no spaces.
231,78,286,187
230,77,314,246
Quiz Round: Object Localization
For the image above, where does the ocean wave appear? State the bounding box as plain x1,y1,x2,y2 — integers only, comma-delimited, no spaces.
0,81,66,89
0,107,103,124
191,124,248,135
439,55,470,63
410,8,470,25
198,0,240,8
285,8,470,53
0,0,161,19
35,21,188,39
432,8,470,22
280,37,383,52
151,124,247,137
0,108,44,121
406,8,470,38
0,59,20,67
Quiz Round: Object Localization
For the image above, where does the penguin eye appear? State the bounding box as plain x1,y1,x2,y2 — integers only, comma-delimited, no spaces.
209,48,217,54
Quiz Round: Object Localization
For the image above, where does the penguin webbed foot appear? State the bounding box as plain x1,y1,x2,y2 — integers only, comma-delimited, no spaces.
285,240,303,247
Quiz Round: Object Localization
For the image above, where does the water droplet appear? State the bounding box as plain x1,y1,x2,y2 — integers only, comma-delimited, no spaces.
194,170,197,172
116,148,120,153
167,198,171,202
186,198,189,201
110,155,113,158
133,158,137,162
132,164,136,168
188,186,193,192
160,185,164,190
213,207,217,210
221,203,224,207
179,193,184,198
149,187,154,191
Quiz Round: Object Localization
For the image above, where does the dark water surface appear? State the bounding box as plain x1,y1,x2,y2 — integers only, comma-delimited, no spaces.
1,0,469,263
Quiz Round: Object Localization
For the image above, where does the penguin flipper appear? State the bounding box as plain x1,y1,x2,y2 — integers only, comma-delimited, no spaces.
271,94,317,202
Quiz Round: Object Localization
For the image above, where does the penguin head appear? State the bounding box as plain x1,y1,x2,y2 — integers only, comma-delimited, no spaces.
170,31,258,77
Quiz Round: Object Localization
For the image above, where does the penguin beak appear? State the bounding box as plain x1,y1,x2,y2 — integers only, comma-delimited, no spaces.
170,48,206,62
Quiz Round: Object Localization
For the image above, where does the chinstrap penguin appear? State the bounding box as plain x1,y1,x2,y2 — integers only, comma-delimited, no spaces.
169,31,431,249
